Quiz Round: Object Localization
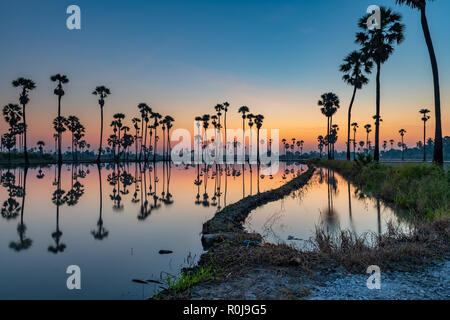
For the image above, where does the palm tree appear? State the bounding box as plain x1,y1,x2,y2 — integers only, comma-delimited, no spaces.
318,92,340,159
222,102,229,157
356,7,405,161
351,122,359,160
113,113,125,161
132,117,141,161
164,115,175,161
92,86,111,163
247,114,254,161
138,103,151,161
12,78,36,164
254,115,264,163
419,108,431,162
399,129,407,160
340,51,373,160
50,74,69,164
238,106,249,159
151,112,162,162
395,0,443,165
390,139,395,150
364,124,372,153
202,114,210,148
317,135,325,158
37,141,45,155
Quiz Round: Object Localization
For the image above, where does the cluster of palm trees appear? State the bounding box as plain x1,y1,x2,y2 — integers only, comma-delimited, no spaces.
195,104,265,163
280,138,304,158
335,106,432,162
319,1,444,166
1,76,176,164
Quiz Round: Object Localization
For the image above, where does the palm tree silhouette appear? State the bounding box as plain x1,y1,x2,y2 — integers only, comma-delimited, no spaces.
238,106,249,160
37,141,45,155
419,108,431,162
399,129,407,160
92,86,111,163
356,7,404,161
390,139,395,150
254,115,264,163
351,122,359,160
318,92,340,159
364,124,372,153
222,102,229,157
164,115,175,161
340,51,373,160
12,78,36,164
132,117,141,161
137,103,151,161
50,74,69,164
317,135,324,158
151,112,162,162
395,0,443,165
113,113,125,161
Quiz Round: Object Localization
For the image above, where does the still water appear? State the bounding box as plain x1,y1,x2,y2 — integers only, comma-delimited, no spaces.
245,168,407,246
0,162,304,299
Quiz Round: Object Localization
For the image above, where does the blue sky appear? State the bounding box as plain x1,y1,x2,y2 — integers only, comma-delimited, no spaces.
0,0,448,149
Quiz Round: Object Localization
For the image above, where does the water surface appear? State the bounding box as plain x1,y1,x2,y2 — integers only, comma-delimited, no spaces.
0,162,301,299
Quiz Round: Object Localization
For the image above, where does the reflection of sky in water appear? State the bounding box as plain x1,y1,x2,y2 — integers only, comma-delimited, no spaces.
0,162,302,299
245,168,408,247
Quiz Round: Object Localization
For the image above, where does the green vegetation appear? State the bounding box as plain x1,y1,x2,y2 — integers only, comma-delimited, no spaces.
165,266,214,293
311,157,450,218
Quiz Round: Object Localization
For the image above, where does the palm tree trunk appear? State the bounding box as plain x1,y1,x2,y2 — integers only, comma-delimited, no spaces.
22,104,28,164
57,95,62,164
420,7,443,165
327,117,330,160
347,85,357,160
242,117,245,162
97,106,103,163
374,61,381,162
423,121,426,162
257,129,260,164
153,127,157,163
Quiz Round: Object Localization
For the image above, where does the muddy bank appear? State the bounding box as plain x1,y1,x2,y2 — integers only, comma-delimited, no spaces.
201,166,316,248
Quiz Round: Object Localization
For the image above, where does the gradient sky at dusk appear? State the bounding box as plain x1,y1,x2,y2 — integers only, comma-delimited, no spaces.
0,0,448,151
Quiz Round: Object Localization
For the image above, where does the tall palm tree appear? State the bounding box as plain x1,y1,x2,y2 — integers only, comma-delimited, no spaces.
131,117,141,161
92,86,111,163
12,78,36,164
238,106,249,159
113,113,125,161
419,108,431,162
364,124,372,153
138,103,151,161
340,51,373,160
317,135,325,158
164,115,175,161
222,102,229,157
356,7,405,161
351,122,359,159
50,74,69,164
318,92,340,159
151,112,162,162
390,139,395,150
399,129,407,160
254,115,264,163
395,0,443,165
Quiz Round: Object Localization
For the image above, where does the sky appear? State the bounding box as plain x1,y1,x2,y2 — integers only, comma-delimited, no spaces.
0,0,448,152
